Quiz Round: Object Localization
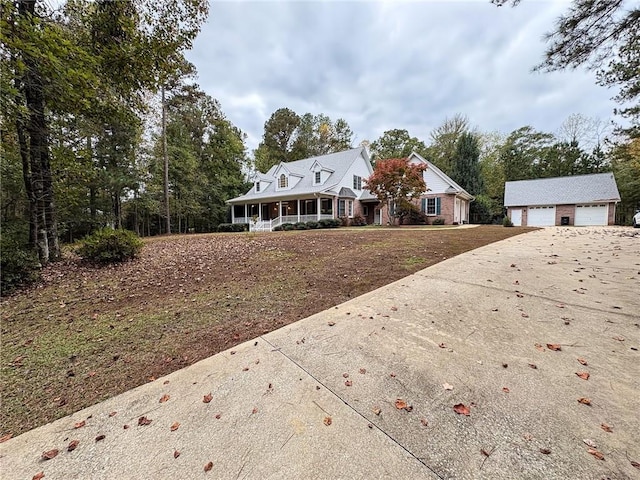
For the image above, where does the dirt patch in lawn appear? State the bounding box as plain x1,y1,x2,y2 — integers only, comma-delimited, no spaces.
1,226,533,437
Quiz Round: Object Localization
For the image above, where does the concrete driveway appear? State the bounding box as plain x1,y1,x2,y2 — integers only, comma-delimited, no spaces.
2,227,639,479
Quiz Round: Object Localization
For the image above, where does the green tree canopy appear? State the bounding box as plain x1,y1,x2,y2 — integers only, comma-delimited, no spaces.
370,129,428,162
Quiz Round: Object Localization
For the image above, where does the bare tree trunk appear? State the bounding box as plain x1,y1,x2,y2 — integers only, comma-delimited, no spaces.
17,0,60,265
162,85,170,235
16,117,37,247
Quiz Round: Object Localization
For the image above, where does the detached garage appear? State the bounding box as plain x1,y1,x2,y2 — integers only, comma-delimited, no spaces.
504,173,620,227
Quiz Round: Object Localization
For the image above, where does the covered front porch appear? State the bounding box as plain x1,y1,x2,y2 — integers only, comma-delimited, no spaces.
231,197,335,231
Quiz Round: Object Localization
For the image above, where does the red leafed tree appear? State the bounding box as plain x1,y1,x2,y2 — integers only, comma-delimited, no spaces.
365,158,427,225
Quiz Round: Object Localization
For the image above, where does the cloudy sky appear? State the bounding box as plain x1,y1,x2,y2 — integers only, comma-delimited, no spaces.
186,0,616,153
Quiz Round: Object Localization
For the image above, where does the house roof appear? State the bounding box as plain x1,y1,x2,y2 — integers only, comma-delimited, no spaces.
228,147,372,204
504,173,620,207
407,152,474,201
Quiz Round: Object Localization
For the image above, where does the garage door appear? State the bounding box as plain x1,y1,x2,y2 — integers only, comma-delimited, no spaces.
527,206,556,226
575,204,608,226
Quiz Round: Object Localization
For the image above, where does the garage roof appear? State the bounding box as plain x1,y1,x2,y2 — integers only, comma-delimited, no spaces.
504,173,620,207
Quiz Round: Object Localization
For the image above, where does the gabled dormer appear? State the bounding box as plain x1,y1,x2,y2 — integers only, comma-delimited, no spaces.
251,172,271,193
273,163,303,191
310,160,334,186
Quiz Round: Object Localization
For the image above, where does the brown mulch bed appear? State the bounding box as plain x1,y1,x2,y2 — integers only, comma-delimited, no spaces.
0,226,533,438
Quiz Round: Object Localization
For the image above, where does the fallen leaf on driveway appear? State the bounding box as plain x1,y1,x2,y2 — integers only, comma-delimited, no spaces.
631,460,640,470
327,321,335,326
438,342,446,348
575,372,590,380
612,335,625,341
32,472,44,480
67,440,79,452
502,387,510,393
95,434,105,442
587,448,605,460
108,411,117,417
323,416,332,426
73,420,85,429
390,306,398,311
41,449,59,460
528,363,538,369
420,418,428,426
453,404,470,416
359,368,366,374
539,448,551,455
174,450,180,459
601,423,613,433
578,398,592,406
577,358,588,366
203,393,212,403
170,422,180,431
159,394,170,403
556,304,565,308
583,439,597,448
395,399,408,410
373,407,381,415
547,344,562,351
534,343,544,352
345,380,352,386
443,383,454,390
138,416,152,426
204,461,213,472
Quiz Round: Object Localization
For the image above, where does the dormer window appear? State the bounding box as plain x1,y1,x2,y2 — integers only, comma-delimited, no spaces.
279,174,288,189
315,171,321,184
255,182,260,192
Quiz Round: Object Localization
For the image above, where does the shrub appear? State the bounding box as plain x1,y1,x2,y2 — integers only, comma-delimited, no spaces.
294,222,309,230
217,223,234,232
1,232,40,295
432,217,445,225
77,228,143,264
306,221,319,229
273,225,283,231
503,216,514,227
217,223,247,232
328,218,342,228
318,219,333,228
351,214,367,226
282,223,295,231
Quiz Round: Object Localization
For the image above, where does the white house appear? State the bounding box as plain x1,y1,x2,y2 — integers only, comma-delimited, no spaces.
227,147,375,231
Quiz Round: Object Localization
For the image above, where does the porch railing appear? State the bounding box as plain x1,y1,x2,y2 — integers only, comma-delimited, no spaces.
247,214,334,232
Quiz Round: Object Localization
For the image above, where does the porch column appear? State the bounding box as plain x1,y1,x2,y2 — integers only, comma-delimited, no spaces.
279,202,283,219
317,197,321,220
244,204,247,222
297,199,301,222
258,203,262,220
231,204,235,223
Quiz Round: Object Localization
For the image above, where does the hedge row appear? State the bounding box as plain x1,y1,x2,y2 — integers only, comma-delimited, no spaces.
217,223,249,232
273,218,342,231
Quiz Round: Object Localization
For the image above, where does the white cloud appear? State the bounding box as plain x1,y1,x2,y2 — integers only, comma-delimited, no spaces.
186,1,617,153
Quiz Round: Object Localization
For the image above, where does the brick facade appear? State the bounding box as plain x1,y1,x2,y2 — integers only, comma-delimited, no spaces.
555,204,575,226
